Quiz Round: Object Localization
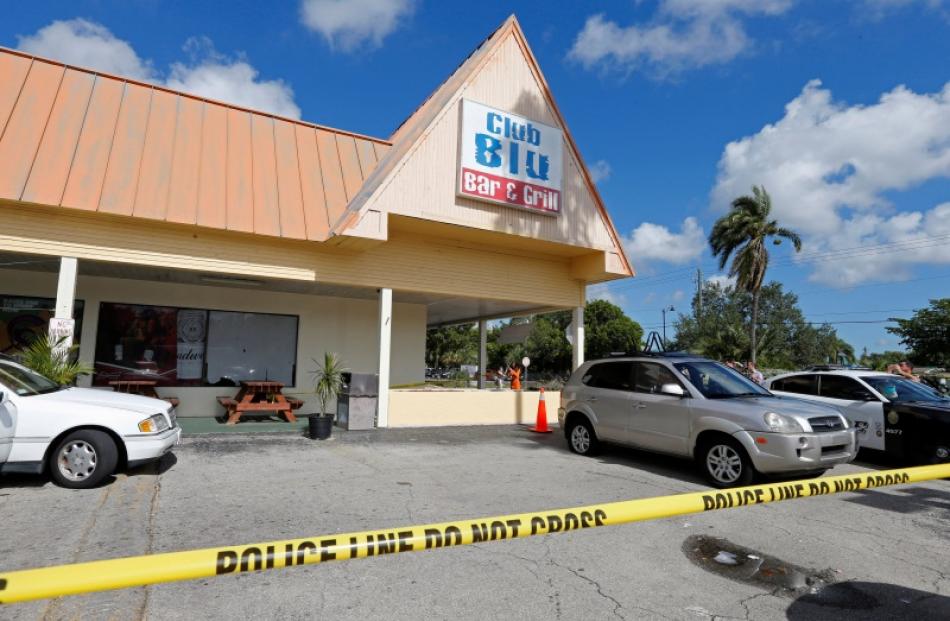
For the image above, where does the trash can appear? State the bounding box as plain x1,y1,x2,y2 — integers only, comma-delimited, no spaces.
336,372,378,430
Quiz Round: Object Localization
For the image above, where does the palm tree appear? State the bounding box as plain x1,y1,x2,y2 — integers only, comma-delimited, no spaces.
311,352,347,417
18,335,91,385
709,186,801,364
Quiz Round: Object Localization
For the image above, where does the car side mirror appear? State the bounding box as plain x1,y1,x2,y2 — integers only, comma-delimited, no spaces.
0,391,5,403
659,383,686,398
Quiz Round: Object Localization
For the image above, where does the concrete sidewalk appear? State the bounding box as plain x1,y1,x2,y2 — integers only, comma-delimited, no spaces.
2,426,948,620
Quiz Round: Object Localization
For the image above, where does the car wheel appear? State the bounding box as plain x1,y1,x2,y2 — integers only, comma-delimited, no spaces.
919,444,950,465
700,437,755,488
567,418,600,456
48,430,118,489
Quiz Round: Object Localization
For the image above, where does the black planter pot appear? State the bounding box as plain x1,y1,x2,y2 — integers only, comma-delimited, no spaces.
308,414,333,440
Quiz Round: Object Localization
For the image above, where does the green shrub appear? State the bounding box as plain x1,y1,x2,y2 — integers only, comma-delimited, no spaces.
17,336,91,386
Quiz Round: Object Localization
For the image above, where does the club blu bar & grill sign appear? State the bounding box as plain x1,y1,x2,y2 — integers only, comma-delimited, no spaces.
458,99,563,215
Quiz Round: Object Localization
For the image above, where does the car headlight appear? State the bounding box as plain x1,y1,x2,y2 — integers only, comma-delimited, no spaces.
763,412,804,433
138,414,170,433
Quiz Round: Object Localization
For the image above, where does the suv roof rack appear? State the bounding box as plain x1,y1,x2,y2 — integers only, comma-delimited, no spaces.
606,351,696,359
807,365,873,371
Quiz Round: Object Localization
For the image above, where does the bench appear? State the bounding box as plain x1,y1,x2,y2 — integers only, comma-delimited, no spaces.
111,380,178,409
216,391,297,425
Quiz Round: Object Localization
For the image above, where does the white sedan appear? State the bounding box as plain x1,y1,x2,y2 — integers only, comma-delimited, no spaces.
0,358,180,488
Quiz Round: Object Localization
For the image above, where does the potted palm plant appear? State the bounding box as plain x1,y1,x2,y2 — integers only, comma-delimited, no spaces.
19,335,91,385
309,352,346,440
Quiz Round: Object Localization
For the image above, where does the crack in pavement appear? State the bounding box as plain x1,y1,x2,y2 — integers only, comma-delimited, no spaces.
930,568,949,595
401,482,415,522
470,543,562,617
540,538,673,620
737,590,779,621
137,462,165,620
40,482,115,621
791,515,948,586
683,605,745,621
547,559,627,620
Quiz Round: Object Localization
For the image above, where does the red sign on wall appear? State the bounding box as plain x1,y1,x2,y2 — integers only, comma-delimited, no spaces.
459,168,560,214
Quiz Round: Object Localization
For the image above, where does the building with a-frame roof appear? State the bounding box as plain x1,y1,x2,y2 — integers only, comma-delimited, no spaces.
0,15,633,427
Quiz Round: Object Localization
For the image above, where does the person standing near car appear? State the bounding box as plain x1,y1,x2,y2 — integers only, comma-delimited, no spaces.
887,360,921,382
747,361,765,385
899,361,921,382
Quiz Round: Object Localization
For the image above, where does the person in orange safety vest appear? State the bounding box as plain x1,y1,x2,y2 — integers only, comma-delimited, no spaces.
507,364,522,391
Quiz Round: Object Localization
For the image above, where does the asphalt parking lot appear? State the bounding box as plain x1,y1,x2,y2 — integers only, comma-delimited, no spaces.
2,426,949,620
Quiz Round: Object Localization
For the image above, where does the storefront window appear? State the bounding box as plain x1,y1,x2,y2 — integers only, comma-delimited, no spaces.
0,294,85,354
93,303,298,387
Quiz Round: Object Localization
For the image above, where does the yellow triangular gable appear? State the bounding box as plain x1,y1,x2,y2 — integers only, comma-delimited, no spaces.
333,16,633,278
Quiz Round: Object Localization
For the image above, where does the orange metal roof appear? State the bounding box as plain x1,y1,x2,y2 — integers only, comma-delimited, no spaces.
0,47,391,242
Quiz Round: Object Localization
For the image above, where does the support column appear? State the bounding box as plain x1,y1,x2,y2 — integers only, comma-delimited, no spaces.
377,287,392,428
54,257,78,349
478,319,488,389
572,305,585,370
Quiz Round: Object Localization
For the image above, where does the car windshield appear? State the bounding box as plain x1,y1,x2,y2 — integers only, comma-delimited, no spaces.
673,361,771,399
0,359,62,396
861,376,948,403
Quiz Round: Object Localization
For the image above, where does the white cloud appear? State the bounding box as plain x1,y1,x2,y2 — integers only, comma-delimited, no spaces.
623,217,706,266
713,79,950,286
707,274,737,290
568,1,793,77
672,289,686,302
589,160,612,183
587,287,627,307
166,38,300,118
17,20,301,118
861,0,947,18
17,18,155,80
300,0,414,52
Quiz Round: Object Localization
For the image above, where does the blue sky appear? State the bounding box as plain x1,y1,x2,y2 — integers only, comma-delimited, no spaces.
4,1,949,356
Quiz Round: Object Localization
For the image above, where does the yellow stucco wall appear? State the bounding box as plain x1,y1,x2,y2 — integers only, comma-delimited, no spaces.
0,202,585,309
0,268,426,417
363,35,621,259
388,389,561,428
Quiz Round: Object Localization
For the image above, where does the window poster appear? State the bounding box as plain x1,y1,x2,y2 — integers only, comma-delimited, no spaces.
0,295,84,354
94,302,297,387
176,309,207,381
94,304,180,385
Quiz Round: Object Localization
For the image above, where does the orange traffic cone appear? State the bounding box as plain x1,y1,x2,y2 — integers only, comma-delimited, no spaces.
530,388,552,433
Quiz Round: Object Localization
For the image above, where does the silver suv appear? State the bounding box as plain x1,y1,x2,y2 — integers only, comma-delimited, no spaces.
557,354,858,487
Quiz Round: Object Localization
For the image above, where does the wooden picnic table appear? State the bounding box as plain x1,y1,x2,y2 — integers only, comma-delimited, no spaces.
109,380,179,408
216,380,303,425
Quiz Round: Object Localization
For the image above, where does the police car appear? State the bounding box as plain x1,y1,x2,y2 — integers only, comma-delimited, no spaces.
766,369,950,463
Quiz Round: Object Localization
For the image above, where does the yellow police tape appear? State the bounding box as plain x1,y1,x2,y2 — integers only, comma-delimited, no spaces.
2,463,948,604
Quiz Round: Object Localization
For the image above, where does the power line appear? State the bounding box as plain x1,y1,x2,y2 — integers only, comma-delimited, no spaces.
592,234,950,294
795,272,950,296
804,308,917,317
